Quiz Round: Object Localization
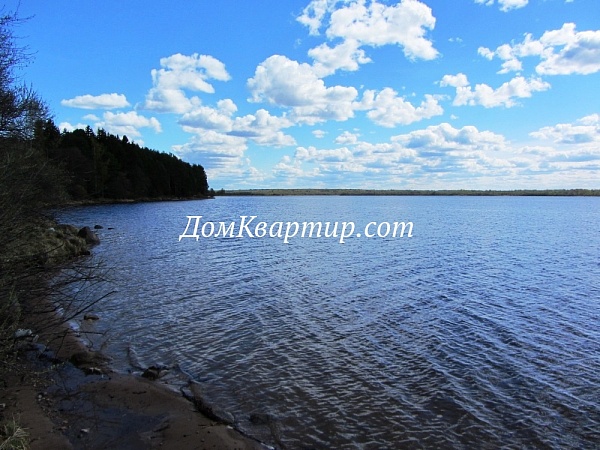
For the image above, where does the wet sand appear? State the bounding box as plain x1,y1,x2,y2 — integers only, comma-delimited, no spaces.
2,316,267,450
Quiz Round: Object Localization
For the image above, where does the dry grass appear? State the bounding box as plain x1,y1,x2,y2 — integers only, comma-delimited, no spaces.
0,417,28,450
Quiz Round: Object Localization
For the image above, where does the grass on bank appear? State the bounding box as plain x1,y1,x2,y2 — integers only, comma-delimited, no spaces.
0,417,28,450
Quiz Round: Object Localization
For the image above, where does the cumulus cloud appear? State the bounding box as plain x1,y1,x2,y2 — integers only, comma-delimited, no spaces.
231,109,296,146
271,122,517,187
478,23,600,75
173,130,247,168
530,114,600,145
335,131,359,145
173,131,271,186
474,0,528,12
264,119,600,188
248,55,443,127
178,98,295,147
297,0,335,35
309,39,372,77
179,99,237,133
295,145,353,162
61,93,130,110
141,53,231,113
247,55,358,124
58,121,90,132
357,88,443,127
300,0,438,58
96,111,162,138
393,123,507,151
440,73,550,108
298,0,438,76
519,115,600,167
326,0,438,60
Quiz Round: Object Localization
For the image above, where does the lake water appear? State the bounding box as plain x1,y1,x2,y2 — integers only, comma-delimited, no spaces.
56,196,600,449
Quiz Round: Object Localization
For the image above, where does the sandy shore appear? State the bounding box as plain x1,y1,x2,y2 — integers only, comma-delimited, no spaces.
2,313,268,450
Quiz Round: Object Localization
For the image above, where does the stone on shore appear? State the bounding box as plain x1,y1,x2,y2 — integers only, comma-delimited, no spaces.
77,226,100,245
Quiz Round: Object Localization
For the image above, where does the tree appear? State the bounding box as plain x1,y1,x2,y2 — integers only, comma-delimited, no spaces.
0,13,48,140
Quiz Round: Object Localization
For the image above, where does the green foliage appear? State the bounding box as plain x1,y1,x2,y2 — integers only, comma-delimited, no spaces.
45,125,210,201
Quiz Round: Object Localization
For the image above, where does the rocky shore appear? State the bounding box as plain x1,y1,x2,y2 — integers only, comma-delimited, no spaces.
0,223,267,450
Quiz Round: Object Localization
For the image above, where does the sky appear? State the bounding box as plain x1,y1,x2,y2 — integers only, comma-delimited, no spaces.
5,0,600,190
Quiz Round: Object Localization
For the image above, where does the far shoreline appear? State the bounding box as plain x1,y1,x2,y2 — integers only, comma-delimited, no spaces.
216,188,600,197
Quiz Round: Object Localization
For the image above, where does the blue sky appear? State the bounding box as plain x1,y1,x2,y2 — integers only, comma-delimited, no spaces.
6,0,600,190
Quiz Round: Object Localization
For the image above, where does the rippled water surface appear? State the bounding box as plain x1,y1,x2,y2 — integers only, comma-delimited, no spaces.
57,196,600,449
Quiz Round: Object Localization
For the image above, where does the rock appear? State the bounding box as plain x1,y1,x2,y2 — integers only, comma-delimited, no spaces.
141,365,168,380
70,350,110,370
56,224,80,235
142,367,160,380
83,313,100,321
249,412,272,425
94,224,103,229
14,328,33,339
77,226,100,245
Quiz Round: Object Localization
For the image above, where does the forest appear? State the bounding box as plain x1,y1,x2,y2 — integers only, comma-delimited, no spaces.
37,122,211,201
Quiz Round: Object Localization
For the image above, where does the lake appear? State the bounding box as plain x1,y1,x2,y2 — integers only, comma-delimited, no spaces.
56,196,600,449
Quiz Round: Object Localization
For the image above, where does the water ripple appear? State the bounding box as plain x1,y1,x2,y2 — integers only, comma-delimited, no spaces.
57,197,600,449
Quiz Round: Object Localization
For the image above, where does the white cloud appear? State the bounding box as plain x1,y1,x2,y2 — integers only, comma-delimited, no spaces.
474,0,528,12
298,0,438,79
297,0,335,36
313,129,327,138
270,123,517,188
82,114,100,122
96,111,162,138
235,119,600,189
295,145,353,162
479,23,600,75
440,73,550,108
172,130,248,171
179,100,237,133
247,55,358,124
141,53,231,113
393,123,507,151
357,88,443,126
179,98,295,147
309,39,371,76
335,131,359,145
61,93,130,110
175,135,267,186
325,0,438,60
231,109,296,147
519,115,600,168
530,114,600,145
58,121,89,132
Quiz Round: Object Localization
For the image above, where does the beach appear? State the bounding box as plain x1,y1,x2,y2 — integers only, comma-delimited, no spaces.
1,304,266,450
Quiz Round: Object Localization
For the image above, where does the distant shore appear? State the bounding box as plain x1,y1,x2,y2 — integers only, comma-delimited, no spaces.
216,188,600,196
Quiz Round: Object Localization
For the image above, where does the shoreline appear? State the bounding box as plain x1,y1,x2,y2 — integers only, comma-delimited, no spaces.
214,188,600,196
58,194,215,208
1,225,268,450
3,295,268,450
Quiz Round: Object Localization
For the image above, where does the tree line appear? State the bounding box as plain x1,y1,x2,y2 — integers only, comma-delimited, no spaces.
37,122,211,201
